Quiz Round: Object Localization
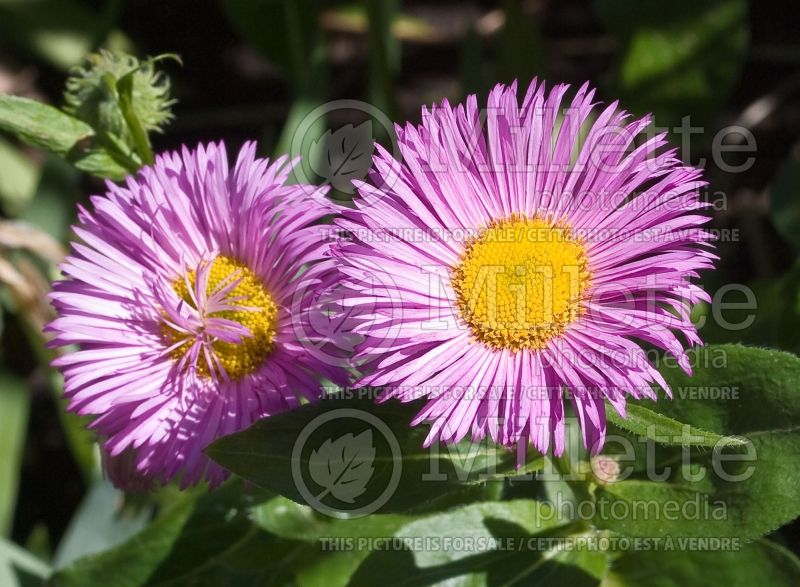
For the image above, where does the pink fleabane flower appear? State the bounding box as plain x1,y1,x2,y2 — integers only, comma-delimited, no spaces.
47,141,345,488
336,79,715,457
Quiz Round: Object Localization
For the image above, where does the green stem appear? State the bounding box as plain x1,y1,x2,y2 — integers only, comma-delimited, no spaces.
284,0,307,90
98,132,143,174
365,0,399,122
115,72,154,166
119,101,154,166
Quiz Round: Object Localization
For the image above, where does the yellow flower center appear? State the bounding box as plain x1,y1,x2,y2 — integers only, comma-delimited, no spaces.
451,215,590,351
167,256,278,379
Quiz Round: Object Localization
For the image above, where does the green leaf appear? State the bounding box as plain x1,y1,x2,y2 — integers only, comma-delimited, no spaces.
0,537,51,587
49,496,194,587
115,67,155,165
349,501,604,586
70,147,132,181
253,495,413,542
297,550,370,587
52,482,150,568
0,96,132,180
309,429,376,503
593,0,748,126
50,482,309,587
0,372,30,537
606,402,746,448
377,500,567,567
254,496,416,587
595,345,800,540
607,539,800,587
0,96,94,157
208,396,543,515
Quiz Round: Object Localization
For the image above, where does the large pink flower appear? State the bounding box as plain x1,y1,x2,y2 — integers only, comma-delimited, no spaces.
48,142,345,487
336,80,715,456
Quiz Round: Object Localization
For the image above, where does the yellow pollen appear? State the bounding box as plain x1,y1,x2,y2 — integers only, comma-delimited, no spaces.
451,215,590,351
166,256,278,379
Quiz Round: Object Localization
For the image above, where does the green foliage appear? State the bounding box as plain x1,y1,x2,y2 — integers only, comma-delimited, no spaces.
0,537,51,587
48,496,194,586
0,372,29,538
48,344,800,584
52,482,150,568
606,402,746,448
596,345,800,541
607,540,800,587
0,95,132,180
48,482,305,587
0,95,95,160
38,318,800,582
594,0,749,126
349,501,603,586
207,395,543,515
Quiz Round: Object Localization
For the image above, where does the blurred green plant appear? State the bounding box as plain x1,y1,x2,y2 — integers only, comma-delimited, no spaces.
0,0,128,71
594,0,749,128
0,372,29,538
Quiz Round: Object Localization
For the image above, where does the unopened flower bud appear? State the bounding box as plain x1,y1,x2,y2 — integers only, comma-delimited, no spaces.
63,50,175,146
590,455,622,485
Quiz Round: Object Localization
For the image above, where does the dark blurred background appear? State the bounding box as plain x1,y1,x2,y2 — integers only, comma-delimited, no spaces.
1,0,800,564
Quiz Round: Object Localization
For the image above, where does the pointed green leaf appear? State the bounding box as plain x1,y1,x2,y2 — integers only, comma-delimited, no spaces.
349,501,603,586
0,96,132,179
0,96,93,157
208,396,542,515
595,345,800,541
608,539,800,586
607,402,746,448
